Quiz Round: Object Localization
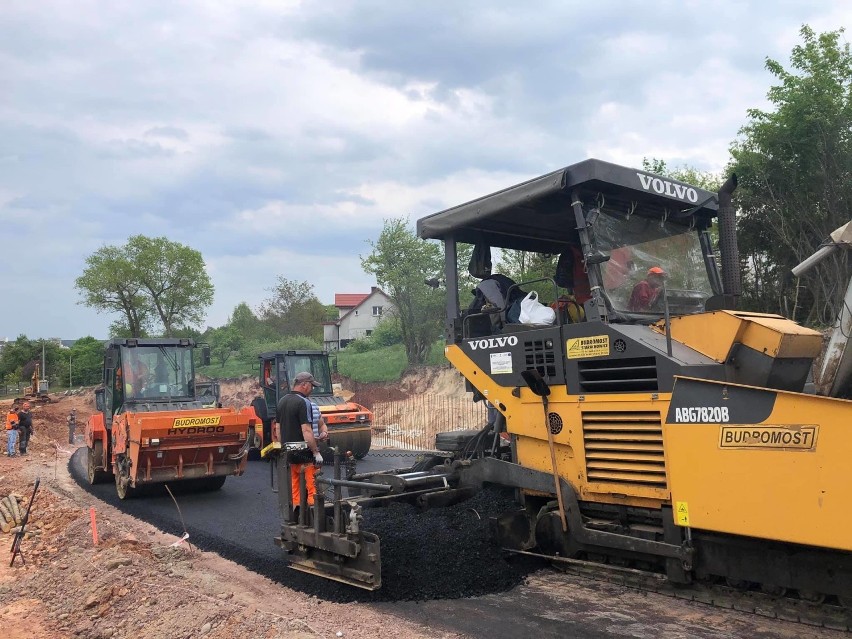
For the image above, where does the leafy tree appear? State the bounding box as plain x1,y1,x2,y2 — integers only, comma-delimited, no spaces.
0,335,65,388
229,302,267,341
208,325,243,368
127,235,215,336
730,26,852,324
362,218,445,365
323,303,339,321
76,246,152,337
69,337,106,386
258,278,325,340
497,252,559,302
76,236,214,337
642,158,722,191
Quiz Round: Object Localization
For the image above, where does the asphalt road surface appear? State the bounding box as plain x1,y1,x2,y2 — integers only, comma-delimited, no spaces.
69,450,833,639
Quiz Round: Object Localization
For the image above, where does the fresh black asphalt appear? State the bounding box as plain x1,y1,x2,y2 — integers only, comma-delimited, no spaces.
69,449,541,603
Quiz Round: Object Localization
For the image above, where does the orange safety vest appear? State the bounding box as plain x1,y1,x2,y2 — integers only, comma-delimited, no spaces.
5,411,16,431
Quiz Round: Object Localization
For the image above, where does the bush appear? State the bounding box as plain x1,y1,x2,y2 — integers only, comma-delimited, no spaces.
344,338,376,354
371,317,403,347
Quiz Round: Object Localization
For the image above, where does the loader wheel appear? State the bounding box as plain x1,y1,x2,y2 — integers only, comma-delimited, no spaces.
87,441,111,485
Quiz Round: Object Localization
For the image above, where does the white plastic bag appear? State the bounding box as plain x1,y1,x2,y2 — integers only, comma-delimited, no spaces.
518,291,556,325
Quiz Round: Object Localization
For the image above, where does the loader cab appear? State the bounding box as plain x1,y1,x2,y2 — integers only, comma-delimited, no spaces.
101,338,197,419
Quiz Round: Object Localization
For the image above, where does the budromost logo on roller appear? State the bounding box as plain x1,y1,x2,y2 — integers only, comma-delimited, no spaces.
167,414,225,435
469,336,518,351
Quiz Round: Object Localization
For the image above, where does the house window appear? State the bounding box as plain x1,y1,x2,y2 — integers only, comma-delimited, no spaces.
366,330,373,337
372,306,383,316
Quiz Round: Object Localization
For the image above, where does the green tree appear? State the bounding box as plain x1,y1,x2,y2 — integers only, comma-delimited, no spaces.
127,235,215,336
323,303,339,322
208,325,243,368
0,335,65,388
229,302,267,341
76,246,152,337
258,278,325,340
76,236,214,337
642,158,722,191
362,218,444,365
69,337,106,386
730,26,852,324
498,252,559,301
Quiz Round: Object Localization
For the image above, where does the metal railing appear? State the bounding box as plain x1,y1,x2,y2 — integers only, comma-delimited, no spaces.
371,394,488,450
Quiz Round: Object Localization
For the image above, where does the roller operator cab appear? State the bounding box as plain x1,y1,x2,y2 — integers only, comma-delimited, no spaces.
252,350,372,460
84,338,257,499
270,159,852,605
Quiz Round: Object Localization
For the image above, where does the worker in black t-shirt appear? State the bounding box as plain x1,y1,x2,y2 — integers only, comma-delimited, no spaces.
275,371,327,511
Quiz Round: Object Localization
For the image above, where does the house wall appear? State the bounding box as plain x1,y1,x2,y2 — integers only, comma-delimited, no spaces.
323,323,340,352
338,290,393,342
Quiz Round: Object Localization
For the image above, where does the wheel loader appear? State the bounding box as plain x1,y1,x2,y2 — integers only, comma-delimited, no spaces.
263,158,852,610
84,338,258,498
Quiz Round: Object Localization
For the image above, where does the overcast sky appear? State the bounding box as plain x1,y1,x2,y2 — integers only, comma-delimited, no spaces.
1,1,849,340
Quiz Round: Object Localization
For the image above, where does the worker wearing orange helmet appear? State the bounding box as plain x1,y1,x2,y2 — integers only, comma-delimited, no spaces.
628,266,667,312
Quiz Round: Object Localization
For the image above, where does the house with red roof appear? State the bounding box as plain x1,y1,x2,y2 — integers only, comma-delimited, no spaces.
323,286,394,350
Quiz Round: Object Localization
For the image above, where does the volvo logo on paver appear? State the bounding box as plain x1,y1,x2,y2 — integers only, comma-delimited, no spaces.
469,336,518,351
636,173,698,203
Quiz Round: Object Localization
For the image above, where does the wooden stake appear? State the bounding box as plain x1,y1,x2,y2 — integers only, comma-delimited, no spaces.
90,507,99,546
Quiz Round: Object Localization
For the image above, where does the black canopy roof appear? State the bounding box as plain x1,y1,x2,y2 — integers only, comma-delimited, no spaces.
416,158,719,253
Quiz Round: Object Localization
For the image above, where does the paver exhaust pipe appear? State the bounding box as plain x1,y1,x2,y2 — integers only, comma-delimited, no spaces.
717,174,740,303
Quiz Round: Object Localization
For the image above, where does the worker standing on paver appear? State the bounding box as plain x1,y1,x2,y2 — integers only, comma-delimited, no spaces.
67,408,77,445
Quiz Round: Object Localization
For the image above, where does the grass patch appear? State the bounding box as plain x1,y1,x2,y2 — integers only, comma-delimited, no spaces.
195,340,449,384
336,344,409,382
336,341,448,383
197,358,256,379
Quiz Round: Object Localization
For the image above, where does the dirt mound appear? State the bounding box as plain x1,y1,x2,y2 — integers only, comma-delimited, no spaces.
344,366,468,409
216,376,262,409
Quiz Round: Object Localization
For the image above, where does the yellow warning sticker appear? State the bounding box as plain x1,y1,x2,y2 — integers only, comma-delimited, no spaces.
172,415,221,428
566,335,610,359
675,501,690,526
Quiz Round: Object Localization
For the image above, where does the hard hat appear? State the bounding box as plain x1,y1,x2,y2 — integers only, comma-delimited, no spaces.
648,266,666,276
